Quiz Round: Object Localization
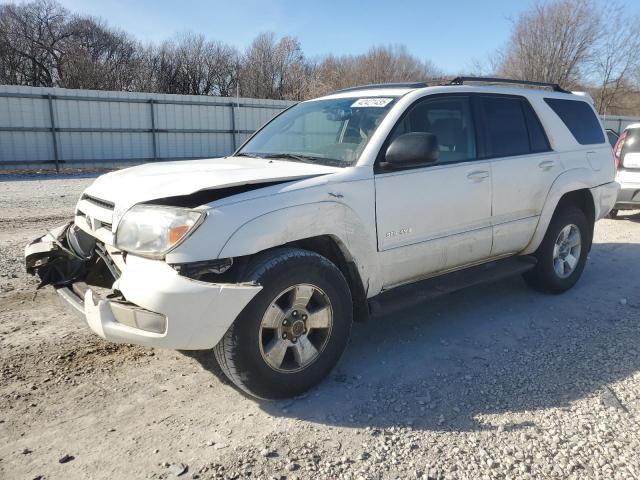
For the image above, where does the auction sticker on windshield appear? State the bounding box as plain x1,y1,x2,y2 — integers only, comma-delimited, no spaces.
351,98,394,108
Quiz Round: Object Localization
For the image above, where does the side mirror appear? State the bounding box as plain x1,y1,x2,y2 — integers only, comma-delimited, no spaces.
384,132,439,169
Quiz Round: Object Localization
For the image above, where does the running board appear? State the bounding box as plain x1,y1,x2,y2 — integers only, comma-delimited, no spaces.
368,256,537,317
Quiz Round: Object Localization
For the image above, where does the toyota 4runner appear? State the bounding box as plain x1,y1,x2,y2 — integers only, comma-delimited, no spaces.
25,77,619,399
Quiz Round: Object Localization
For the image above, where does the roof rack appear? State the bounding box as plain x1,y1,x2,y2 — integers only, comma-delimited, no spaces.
332,82,430,94
449,76,570,93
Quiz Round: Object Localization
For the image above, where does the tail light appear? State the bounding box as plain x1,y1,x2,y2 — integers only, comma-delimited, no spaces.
613,130,627,170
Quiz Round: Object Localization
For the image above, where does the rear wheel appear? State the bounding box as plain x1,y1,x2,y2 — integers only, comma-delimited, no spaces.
523,206,589,294
608,209,619,219
213,248,353,399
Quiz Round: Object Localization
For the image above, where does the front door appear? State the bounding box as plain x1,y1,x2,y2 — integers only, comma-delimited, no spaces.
374,95,493,288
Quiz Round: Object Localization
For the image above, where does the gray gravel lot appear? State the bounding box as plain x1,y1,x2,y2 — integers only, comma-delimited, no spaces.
1,174,640,480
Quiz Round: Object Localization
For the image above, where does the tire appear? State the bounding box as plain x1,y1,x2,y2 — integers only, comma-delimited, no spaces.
213,248,353,400
608,209,619,219
523,206,590,294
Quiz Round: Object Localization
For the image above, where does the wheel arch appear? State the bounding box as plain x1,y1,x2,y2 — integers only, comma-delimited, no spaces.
284,235,370,322
556,189,595,229
217,201,380,315
523,170,597,255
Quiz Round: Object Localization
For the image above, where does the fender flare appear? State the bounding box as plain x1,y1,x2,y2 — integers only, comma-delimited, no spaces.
522,168,597,255
217,201,382,295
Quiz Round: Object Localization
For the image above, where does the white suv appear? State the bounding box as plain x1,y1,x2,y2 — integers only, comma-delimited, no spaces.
25,77,618,399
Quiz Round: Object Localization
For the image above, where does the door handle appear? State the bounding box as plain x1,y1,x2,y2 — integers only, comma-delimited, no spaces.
538,160,555,170
467,170,489,181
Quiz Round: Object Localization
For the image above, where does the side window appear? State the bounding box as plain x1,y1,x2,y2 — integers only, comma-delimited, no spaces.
388,96,476,164
480,96,530,157
544,98,605,145
522,100,551,153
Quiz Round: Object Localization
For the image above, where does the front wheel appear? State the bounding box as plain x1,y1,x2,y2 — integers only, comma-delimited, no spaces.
523,206,590,294
213,248,353,399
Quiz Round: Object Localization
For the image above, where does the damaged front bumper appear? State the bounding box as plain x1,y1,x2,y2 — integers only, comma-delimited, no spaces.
25,223,262,350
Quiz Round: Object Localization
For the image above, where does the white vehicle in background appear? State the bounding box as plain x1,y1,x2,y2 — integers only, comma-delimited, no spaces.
25,77,618,399
610,123,640,217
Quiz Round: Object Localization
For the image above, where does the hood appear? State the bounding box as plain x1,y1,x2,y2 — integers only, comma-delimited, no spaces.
84,156,340,216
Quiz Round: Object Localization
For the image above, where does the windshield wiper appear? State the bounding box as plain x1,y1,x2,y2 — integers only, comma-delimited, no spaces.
263,153,349,167
237,152,345,167
260,153,318,163
235,152,311,163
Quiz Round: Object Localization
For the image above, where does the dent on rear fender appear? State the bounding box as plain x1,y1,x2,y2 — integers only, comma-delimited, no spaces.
522,169,599,255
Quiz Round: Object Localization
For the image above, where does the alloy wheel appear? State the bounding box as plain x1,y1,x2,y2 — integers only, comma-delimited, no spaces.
258,284,333,373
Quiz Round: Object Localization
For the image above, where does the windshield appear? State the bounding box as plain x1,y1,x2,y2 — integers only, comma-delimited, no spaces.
237,96,398,167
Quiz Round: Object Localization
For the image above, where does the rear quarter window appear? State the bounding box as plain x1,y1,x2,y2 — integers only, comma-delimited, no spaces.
544,98,605,145
522,101,551,153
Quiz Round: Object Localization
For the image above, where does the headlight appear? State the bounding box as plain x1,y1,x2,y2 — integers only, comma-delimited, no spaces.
115,205,204,257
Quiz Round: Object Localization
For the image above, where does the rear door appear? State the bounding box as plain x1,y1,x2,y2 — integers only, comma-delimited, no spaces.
477,94,559,256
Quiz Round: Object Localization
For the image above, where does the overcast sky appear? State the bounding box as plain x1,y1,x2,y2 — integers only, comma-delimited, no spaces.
57,0,632,74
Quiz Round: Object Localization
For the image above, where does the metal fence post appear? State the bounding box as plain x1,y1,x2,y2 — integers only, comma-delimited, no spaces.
230,102,237,151
47,94,60,172
149,99,158,161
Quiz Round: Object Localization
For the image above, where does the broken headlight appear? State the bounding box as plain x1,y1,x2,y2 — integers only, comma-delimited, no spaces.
115,205,204,258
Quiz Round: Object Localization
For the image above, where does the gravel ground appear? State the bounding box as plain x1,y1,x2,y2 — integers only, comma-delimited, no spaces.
1,174,640,480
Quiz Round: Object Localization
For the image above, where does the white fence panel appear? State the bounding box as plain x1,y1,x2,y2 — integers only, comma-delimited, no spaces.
0,85,293,170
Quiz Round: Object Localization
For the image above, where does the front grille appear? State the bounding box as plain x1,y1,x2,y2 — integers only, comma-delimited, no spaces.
76,210,112,232
81,194,115,211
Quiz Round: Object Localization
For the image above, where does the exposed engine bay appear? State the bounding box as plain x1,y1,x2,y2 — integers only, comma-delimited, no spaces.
25,222,117,290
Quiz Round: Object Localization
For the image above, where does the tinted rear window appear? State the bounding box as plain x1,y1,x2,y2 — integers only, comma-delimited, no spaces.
480,96,530,157
544,98,605,145
522,101,551,152
622,128,640,155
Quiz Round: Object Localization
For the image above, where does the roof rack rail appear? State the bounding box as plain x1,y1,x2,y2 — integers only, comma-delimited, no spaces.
332,82,430,94
449,76,570,93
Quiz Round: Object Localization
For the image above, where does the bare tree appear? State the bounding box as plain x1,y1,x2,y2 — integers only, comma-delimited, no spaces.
0,26,23,84
60,17,141,90
464,53,502,77
239,32,307,100
590,4,640,114
308,45,440,97
142,33,239,96
498,0,601,87
0,2,438,101
0,0,75,86
356,45,438,83
8,0,640,115
203,40,240,97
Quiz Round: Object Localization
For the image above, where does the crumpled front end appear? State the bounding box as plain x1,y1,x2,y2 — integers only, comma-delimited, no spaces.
25,222,261,350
